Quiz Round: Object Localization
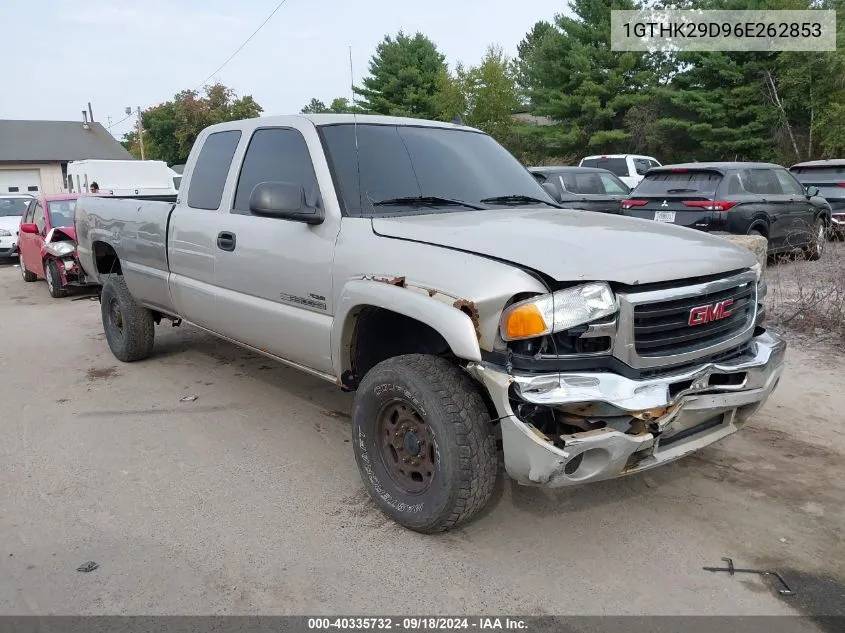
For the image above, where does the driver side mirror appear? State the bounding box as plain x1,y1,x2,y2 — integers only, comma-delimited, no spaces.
20,223,39,235
249,181,324,225
806,185,820,198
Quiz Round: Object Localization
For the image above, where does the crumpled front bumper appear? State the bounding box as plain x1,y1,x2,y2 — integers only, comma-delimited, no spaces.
471,330,786,487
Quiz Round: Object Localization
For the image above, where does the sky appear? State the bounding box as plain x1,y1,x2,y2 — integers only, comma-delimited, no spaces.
1,0,565,141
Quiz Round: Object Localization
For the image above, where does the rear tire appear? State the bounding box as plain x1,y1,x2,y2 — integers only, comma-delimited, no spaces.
19,254,36,282
45,260,68,298
100,275,155,362
351,354,497,533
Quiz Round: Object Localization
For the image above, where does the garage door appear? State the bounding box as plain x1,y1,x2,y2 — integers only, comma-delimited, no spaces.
0,170,41,194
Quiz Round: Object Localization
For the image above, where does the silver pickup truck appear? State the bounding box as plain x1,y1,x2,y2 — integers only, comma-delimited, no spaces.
75,114,786,533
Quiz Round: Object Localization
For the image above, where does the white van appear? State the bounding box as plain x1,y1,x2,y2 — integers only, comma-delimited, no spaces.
66,160,181,196
578,154,662,189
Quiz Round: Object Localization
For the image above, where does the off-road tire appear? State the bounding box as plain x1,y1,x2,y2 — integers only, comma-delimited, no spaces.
19,254,37,282
805,218,825,261
45,260,68,298
352,354,497,533
100,275,155,362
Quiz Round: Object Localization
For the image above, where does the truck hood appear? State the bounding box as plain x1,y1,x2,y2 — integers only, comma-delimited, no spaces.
371,208,756,286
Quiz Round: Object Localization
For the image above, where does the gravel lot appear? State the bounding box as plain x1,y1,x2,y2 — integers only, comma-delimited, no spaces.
1,258,843,620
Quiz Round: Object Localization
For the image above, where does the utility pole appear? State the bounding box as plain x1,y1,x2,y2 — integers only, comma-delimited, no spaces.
126,105,145,160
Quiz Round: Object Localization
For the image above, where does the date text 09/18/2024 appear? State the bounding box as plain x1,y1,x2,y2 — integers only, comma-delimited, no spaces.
307,617,528,630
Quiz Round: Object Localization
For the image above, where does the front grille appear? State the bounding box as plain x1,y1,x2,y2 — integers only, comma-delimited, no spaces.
633,282,755,357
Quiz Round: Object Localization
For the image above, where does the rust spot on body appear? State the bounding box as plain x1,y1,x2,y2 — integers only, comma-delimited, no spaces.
453,299,481,340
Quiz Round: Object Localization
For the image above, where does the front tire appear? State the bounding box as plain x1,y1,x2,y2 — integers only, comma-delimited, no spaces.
352,354,497,533
19,254,37,282
100,275,155,362
45,260,68,298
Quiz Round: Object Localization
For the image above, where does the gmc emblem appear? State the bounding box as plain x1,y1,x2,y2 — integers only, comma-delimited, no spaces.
689,299,734,326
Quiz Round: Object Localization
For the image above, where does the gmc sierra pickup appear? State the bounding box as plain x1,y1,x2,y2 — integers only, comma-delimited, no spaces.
75,114,786,533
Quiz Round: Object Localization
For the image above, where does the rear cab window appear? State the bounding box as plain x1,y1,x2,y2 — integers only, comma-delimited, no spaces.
187,130,242,210
580,157,628,177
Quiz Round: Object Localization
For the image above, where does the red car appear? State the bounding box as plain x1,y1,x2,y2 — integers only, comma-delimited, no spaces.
18,194,91,298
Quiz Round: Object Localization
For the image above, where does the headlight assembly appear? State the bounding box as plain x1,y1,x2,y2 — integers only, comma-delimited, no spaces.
500,282,618,342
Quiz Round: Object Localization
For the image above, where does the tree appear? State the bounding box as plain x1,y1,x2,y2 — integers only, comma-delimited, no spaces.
521,0,656,155
121,83,263,164
301,98,328,114
435,47,521,140
354,31,446,118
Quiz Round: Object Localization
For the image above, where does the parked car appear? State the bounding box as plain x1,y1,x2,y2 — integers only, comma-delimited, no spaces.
18,194,94,297
75,114,783,533
789,159,845,238
578,154,661,189
0,194,35,259
528,166,630,214
620,162,832,260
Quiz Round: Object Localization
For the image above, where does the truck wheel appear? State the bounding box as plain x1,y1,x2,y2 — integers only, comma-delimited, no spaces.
45,260,68,298
100,275,155,362
352,354,497,533
19,254,37,282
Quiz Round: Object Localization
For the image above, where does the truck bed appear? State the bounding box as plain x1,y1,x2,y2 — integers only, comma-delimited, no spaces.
74,195,177,314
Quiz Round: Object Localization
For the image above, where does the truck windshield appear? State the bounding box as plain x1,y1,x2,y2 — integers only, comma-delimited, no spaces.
0,197,31,217
319,124,556,216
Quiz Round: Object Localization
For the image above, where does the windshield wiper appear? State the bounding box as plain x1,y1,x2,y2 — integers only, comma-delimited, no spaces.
480,194,561,208
666,188,698,193
372,196,486,210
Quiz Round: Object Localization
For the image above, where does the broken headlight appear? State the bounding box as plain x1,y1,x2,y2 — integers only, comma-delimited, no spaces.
500,282,618,342
43,241,75,258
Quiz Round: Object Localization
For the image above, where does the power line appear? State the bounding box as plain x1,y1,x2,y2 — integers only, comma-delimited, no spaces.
194,0,290,91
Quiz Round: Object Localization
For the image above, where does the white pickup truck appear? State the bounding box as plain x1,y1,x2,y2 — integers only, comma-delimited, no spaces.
74,115,785,533
579,154,662,189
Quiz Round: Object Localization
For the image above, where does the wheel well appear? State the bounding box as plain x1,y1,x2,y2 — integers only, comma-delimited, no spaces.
748,221,769,237
93,241,121,275
348,307,453,385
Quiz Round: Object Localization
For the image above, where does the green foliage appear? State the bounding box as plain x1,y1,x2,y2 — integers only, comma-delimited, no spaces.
122,83,263,165
354,31,446,118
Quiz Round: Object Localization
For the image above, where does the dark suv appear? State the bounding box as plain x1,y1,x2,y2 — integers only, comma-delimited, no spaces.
620,162,832,259
789,159,845,238
528,166,630,214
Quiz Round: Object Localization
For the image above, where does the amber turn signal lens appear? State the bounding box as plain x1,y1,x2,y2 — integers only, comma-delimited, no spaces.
504,304,548,340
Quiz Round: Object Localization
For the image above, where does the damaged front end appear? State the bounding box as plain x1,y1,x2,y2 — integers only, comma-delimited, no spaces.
468,268,787,487
42,228,97,288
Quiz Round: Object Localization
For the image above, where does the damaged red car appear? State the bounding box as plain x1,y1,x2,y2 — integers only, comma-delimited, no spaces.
18,194,94,298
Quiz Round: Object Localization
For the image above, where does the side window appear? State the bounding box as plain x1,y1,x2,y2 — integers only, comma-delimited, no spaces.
599,173,629,194
33,202,46,234
740,169,783,195
233,128,319,215
648,159,660,169
188,130,242,210
774,169,805,196
724,172,745,195
560,174,577,193
23,201,35,223
633,158,651,176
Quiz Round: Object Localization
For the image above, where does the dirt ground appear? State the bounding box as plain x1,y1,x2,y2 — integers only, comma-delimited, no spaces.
0,250,843,622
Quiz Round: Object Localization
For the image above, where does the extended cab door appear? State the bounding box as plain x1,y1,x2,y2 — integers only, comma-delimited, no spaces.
209,124,339,374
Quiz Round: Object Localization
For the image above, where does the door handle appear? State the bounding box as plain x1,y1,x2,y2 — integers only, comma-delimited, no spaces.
217,231,236,252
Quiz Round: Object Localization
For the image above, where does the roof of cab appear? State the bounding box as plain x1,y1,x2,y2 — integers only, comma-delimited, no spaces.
204,114,484,133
